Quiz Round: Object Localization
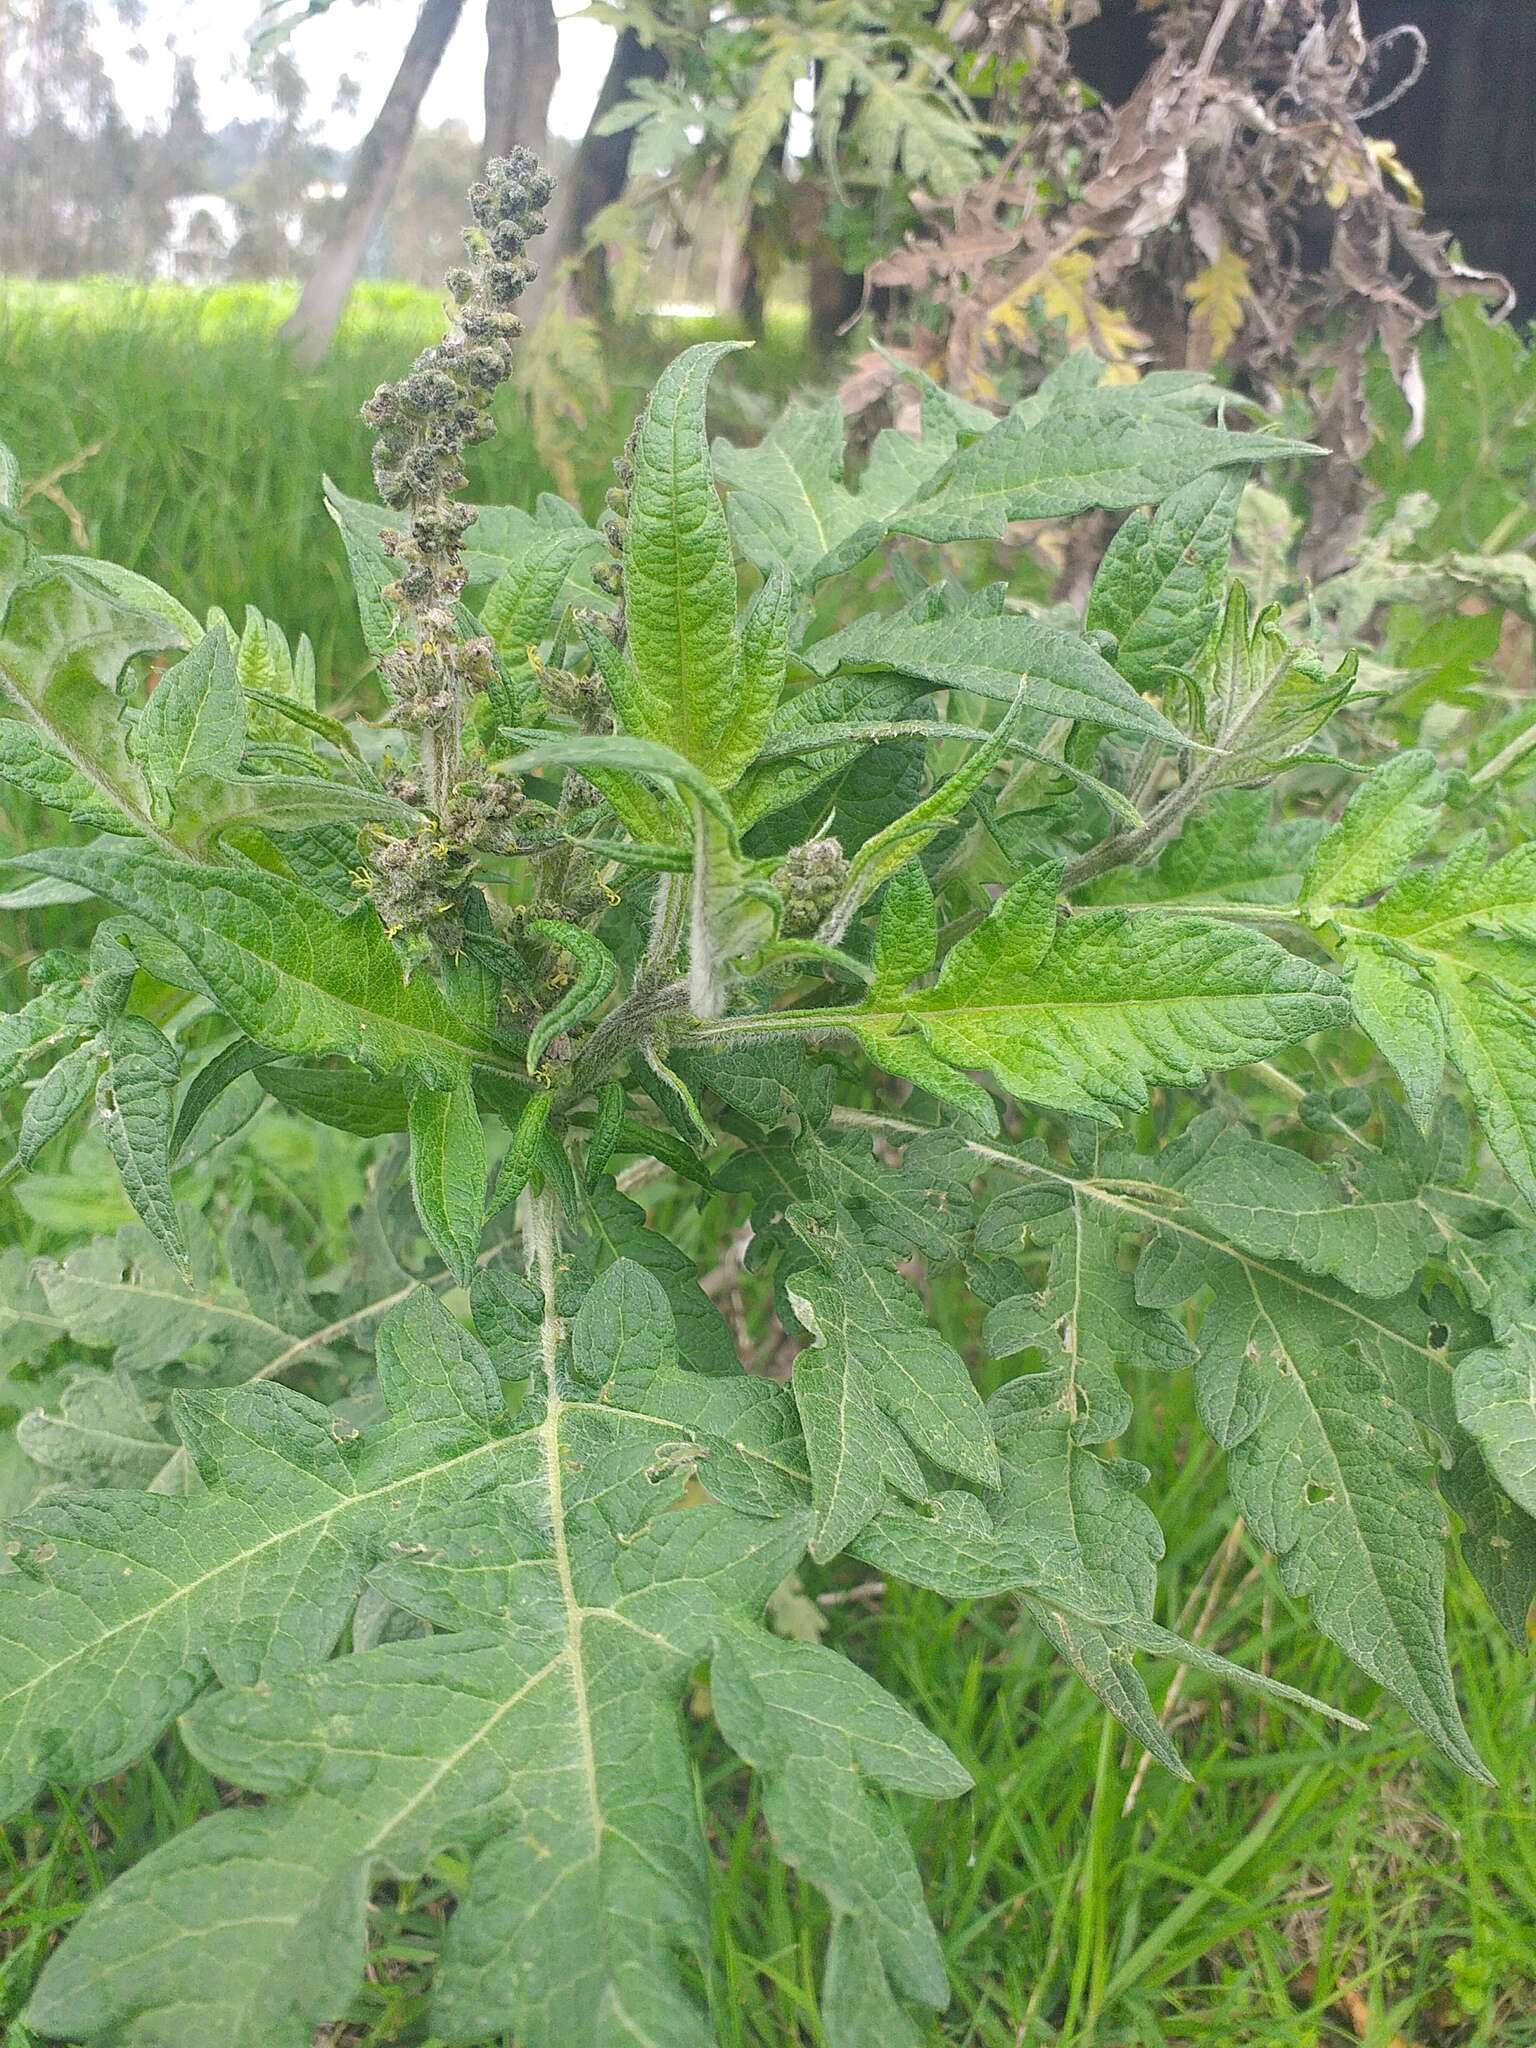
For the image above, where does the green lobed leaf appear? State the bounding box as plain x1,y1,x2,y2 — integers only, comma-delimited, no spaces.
17,1040,100,1166
792,1124,974,1266
1129,1118,1490,1775
1435,971,1536,1206
1347,943,1447,1132
1172,1132,1443,1300
847,863,1347,1121
19,1262,962,2046
828,688,1028,933
788,1256,998,1560
0,526,178,845
9,843,516,1091
620,339,752,782
132,627,246,796
0,718,144,831
1190,585,1355,787
95,1015,186,1272
891,386,1316,544
0,976,97,1091
853,1354,1358,1773
1301,749,1446,917
732,671,921,832
580,1179,742,1379
63,557,199,644
1085,470,1241,695
979,1147,1195,1448
0,1273,797,1806
16,1369,174,1491
712,396,953,588
1452,1242,1536,1523
1183,1261,1486,1774
323,479,412,659
0,1244,62,1378
1346,836,1536,951
480,527,592,668
839,1110,1516,1754
715,562,791,788
870,861,938,1004
802,592,1183,744
167,769,415,851
30,1213,336,1385
1324,835,1536,1189
1082,788,1323,910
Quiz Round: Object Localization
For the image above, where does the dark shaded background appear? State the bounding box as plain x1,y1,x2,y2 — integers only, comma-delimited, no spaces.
1071,1,1536,313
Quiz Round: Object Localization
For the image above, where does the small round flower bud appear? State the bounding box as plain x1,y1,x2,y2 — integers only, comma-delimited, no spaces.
385,768,428,809
774,838,850,935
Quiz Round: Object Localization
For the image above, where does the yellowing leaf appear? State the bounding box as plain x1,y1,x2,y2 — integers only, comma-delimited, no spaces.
1184,240,1253,365
984,245,1147,369
1366,136,1424,208
1320,136,1373,210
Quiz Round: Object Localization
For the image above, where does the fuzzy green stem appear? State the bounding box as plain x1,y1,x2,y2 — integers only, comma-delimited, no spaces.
1060,755,1221,889
566,978,690,1094
685,1005,861,1048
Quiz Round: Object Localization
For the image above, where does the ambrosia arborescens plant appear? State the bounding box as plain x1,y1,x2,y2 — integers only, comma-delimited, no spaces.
3,152,1536,2045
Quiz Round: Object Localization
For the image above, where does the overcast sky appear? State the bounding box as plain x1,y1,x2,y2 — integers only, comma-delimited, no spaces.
103,0,616,147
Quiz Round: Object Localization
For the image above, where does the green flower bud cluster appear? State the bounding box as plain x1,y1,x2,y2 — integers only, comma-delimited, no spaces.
360,148,553,752
364,774,529,969
440,774,528,853
362,828,478,973
774,837,849,935
536,661,610,729
589,424,640,638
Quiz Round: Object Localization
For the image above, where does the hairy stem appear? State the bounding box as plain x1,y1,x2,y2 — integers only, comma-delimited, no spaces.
1060,754,1220,890
685,1006,859,1048
567,977,690,1093
1470,718,1536,789
643,869,687,979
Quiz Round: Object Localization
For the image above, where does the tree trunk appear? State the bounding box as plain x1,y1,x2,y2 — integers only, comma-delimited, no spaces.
483,0,559,164
808,244,863,354
280,0,465,366
552,26,667,314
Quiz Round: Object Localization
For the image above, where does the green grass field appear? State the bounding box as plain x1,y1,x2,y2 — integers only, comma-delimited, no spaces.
0,281,810,685
1,283,1534,2048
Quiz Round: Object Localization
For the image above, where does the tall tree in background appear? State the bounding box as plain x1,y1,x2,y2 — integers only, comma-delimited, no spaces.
231,47,330,278
550,24,664,314
0,0,205,276
382,117,478,281
278,0,465,364
483,0,557,162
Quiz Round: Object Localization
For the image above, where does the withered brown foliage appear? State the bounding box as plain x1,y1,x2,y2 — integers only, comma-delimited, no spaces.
849,0,1510,564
